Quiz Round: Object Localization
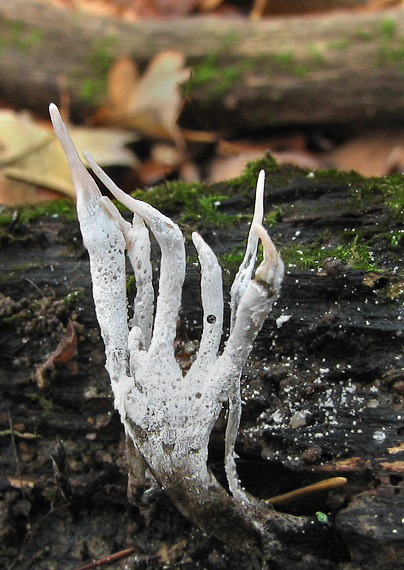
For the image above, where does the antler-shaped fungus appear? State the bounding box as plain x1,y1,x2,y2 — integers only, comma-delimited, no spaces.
50,104,321,561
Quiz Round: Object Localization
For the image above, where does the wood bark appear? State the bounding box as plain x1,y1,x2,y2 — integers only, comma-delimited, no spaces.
0,163,403,569
1,2,404,130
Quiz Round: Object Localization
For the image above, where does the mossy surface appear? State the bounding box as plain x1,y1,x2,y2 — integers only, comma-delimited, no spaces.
0,16,43,53
1,157,402,282
374,16,404,72
126,158,404,288
188,16,404,101
190,53,255,98
0,199,76,229
67,34,117,105
281,233,379,272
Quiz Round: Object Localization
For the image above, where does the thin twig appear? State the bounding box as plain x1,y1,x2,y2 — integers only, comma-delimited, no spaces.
71,549,159,570
23,277,45,298
6,402,24,495
267,476,347,506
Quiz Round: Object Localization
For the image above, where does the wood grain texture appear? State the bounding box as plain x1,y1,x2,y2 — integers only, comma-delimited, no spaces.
1,2,404,130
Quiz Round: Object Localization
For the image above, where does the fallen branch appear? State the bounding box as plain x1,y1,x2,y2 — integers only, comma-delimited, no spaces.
1,2,404,130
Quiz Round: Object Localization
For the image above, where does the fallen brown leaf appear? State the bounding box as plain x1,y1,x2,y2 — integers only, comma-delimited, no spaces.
0,109,138,201
198,0,225,11
0,175,63,205
325,129,404,176
251,0,400,18
94,52,190,141
36,319,77,388
208,136,320,182
6,475,36,489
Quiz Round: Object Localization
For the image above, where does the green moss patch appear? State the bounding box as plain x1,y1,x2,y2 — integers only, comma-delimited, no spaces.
0,17,43,53
0,199,76,229
281,234,379,272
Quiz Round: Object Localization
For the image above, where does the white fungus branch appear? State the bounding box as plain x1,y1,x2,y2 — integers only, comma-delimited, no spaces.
50,103,291,555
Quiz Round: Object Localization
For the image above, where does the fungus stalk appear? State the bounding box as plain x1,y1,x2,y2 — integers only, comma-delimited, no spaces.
50,104,313,557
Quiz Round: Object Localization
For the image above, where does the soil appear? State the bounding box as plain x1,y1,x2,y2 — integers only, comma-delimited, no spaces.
0,162,403,569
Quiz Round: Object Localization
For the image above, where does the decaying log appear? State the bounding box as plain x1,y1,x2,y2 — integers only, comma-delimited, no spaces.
0,161,403,569
1,2,404,130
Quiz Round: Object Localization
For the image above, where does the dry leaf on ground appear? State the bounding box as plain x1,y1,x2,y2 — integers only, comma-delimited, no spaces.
208,137,321,182
0,110,49,165
198,0,225,11
41,0,229,18
93,52,190,141
0,109,138,201
325,130,404,176
0,177,63,205
35,319,77,388
251,0,401,18
147,0,201,16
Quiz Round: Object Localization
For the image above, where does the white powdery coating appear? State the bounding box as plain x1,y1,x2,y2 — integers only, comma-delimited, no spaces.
127,214,154,349
84,150,186,360
49,105,129,387
100,198,154,350
188,232,223,375
85,209,128,381
50,104,284,502
230,169,265,331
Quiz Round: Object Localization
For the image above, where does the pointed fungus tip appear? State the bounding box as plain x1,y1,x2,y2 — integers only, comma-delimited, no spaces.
49,105,102,207
49,102,58,116
83,149,93,164
251,171,265,229
49,104,67,139
49,103,62,130
191,231,201,244
252,223,281,286
257,170,265,193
